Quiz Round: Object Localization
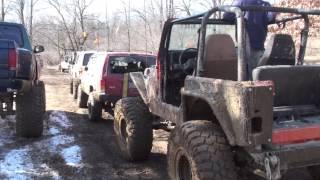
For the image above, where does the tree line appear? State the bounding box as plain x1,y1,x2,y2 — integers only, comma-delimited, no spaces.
1,0,319,64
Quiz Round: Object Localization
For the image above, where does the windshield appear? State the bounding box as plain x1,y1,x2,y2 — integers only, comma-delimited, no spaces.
0,25,23,46
169,24,236,50
109,55,156,74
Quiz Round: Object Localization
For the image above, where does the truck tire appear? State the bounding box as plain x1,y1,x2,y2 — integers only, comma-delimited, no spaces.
70,79,73,94
72,80,79,99
168,120,237,180
114,97,153,161
16,81,46,138
77,85,88,108
87,93,102,121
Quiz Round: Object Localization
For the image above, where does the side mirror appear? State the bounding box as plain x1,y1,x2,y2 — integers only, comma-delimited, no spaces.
84,66,88,71
34,45,45,53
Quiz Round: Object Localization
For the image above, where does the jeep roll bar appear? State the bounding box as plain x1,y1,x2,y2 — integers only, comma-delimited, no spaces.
189,6,320,81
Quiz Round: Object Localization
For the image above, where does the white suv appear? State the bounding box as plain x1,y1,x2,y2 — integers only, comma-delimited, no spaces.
59,55,71,72
70,51,95,99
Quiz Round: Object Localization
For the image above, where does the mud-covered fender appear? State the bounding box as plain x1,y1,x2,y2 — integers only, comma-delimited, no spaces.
181,76,274,146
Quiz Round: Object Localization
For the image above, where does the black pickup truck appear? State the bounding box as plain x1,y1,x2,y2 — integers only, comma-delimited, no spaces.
0,22,45,138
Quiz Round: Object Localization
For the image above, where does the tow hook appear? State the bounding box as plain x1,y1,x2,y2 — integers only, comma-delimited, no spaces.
264,155,281,180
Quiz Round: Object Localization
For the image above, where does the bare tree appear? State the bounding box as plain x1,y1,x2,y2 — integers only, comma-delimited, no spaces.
177,0,194,16
166,0,174,18
121,0,131,51
13,0,26,26
1,0,13,21
197,0,232,17
73,0,93,46
105,1,110,49
1,0,4,21
29,0,40,43
47,0,94,51
48,0,76,51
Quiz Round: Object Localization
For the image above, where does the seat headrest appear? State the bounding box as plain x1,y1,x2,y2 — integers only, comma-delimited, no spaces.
203,34,237,80
258,34,296,66
205,34,237,62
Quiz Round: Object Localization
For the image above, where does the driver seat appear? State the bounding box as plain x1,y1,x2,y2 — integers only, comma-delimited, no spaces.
203,34,237,80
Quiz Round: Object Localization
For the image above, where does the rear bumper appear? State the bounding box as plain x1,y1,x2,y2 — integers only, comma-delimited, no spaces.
0,79,32,93
93,92,137,105
251,141,320,170
93,93,121,105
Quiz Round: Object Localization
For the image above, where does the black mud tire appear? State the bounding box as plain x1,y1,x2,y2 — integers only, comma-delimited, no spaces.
167,120,237,180
77,85,88,108
16,81,46,138
70,79,73,94
72,80,79,99
87,93,102,121
114,97,153,161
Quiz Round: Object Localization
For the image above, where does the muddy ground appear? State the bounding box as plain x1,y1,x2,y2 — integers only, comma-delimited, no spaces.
0,67,169,179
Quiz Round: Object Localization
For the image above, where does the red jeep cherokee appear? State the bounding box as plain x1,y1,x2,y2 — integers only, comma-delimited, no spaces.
78,52,156,121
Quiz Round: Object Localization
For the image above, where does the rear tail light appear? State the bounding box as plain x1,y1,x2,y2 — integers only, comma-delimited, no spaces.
100,79,106,92
8,49,17,71
156,52,161,80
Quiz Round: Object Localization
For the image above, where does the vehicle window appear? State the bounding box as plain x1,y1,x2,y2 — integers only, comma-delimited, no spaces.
87,55,97,69
0,25,23,46
130,55,156,67
169,24,236,50
82,53,94,66
109,55,154,74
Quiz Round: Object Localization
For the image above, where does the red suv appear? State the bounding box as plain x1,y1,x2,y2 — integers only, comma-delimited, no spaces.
77,52,156,121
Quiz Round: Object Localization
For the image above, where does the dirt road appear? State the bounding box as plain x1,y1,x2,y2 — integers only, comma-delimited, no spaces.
0,68,169,179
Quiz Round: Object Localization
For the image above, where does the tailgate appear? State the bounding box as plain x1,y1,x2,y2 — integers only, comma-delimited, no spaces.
105,74,124,97
0,40,16,79
105,73,138,98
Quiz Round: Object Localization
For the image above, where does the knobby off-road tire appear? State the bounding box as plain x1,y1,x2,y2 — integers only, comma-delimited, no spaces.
168,120,237,180
16,81,46,138
77,85,88,108
114,97,153,161
72,80,79,99
87,93,102,121
70,79,73,94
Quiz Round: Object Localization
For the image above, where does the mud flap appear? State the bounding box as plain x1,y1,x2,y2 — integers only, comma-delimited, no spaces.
129,72,148,103
122,73,129,98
